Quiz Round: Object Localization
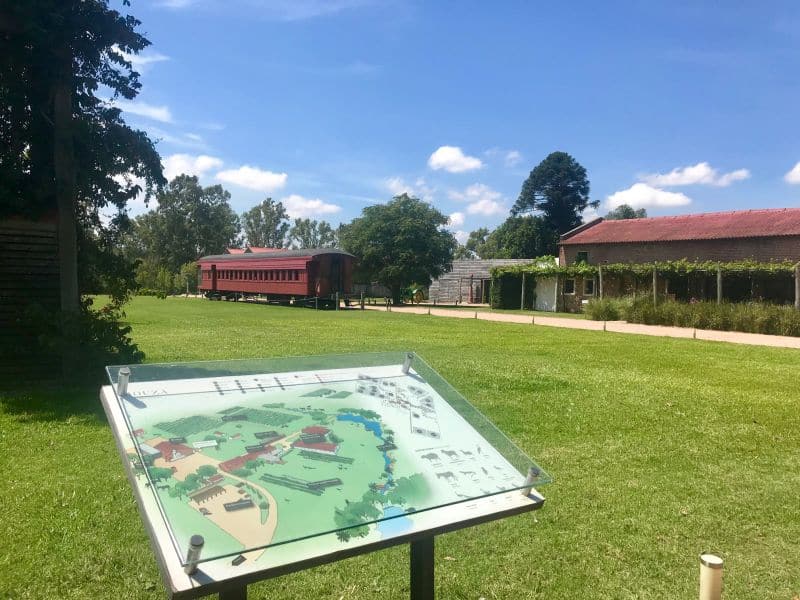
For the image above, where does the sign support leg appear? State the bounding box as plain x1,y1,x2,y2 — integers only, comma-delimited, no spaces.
219,586,247,600
410,536,435,600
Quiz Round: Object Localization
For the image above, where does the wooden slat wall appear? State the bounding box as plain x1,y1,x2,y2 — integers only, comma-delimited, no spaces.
0,219,60,381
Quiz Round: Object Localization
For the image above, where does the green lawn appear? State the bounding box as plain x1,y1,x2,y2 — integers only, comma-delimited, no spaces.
1,296,799,599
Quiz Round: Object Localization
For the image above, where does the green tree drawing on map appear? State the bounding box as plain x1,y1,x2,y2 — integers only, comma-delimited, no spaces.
147,467,173,482
196,465,217,478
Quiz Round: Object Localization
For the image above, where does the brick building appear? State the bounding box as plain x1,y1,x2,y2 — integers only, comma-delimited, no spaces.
554,208,800,311
559,208,800,266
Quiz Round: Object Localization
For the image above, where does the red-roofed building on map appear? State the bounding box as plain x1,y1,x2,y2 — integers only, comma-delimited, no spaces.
154,441,194,462
291,440,339,455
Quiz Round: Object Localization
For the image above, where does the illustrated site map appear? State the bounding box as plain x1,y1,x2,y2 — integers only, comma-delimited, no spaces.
115,362,547,567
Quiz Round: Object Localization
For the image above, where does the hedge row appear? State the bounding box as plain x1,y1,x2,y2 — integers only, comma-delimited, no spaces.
489,273,536,309
585,297,800,337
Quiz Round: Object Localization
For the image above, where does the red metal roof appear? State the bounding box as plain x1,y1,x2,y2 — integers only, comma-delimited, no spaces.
560,208,800,245
302,426,330,435
291,440,338,453
225,248,247,254
154,441,194,462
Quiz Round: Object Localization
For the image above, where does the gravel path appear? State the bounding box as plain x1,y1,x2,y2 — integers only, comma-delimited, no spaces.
364,305,800,349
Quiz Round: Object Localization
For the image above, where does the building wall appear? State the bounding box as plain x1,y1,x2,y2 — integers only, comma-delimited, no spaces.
0,217,61,379
429,259,533,303
560,236,800,266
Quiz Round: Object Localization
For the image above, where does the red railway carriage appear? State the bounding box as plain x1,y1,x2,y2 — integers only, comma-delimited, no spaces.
197,248,354,300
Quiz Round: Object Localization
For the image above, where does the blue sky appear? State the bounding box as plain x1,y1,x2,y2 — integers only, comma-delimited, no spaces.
116,0,800,241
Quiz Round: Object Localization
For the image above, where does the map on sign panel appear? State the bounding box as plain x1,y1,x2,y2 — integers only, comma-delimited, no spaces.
108,353,549,567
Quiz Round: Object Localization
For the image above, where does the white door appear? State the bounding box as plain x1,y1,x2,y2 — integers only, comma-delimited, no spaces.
534,277,557,312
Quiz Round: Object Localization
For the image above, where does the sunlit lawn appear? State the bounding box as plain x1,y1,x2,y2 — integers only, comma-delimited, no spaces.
1,296,798,599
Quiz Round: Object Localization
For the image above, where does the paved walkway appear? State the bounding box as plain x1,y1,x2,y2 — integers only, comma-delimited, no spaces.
364,305,800,350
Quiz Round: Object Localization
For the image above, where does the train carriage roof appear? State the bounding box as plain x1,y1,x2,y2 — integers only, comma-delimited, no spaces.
197,248,354,263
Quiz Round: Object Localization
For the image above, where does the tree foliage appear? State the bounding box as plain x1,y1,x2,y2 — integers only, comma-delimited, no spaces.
289,218,337,248
512,152,597,243
129,175,240,274
468,217,558,259
242,198,289,248
339,194,457,304
0,0,165,287
454,227,489,259
605,204,647,220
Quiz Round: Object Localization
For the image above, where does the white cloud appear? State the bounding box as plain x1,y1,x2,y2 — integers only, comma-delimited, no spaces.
146,127,207,150
784,162,800,184
384,177,434,201
163,154,223,181
428,146,483,173
155,0,196,7
155,0,372,20
641,162,750,187
714,168,750,187
215,165,288,192
466,198,506,216
504,150,523,167
113,173,148,214
112,99,173,123
448,183,498,203
582,205,600,223
281,194,341,218
606,183,692,209
111,45,170,72
449,184,507,216
448,212,465,227
453,230,469,245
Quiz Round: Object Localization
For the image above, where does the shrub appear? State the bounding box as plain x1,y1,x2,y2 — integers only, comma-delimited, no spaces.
585,297,627,321
601,297,800,337
17,297,145,382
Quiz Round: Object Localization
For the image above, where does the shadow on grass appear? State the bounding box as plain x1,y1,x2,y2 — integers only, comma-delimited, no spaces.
0,381,108,423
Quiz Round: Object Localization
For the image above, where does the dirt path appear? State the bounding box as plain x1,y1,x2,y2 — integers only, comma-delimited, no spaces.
221,470,278,560
364,305,800,349
147,448,279,560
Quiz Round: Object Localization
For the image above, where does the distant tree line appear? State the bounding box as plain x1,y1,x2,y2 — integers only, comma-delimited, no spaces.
124,177,339,296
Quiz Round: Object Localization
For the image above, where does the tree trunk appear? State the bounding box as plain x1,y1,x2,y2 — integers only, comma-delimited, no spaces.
391,286,403,306
53,46,79,314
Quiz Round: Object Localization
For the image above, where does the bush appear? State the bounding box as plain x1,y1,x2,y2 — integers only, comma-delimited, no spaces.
584,297,627,321
17,297,145,382
592,296,800,337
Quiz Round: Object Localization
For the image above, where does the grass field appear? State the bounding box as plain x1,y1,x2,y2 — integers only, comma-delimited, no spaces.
1,296,799,599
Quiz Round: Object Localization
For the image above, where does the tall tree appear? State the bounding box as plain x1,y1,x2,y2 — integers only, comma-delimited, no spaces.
605,204,647,220
289,218,337,248
131,175,240,273
0,1,165,310
476,216,557,259
511,152,597,248
339,194,457,304
242,198,290,248
464,228,489,258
